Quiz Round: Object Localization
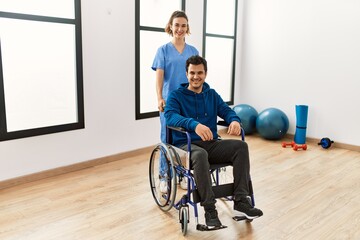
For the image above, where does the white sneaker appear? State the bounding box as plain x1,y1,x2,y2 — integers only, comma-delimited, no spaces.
160,180,168,193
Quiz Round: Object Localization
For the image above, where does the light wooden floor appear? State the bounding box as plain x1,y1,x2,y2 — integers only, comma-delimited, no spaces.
1,134,360,240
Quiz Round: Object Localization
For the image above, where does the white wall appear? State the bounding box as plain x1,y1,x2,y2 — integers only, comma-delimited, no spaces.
236,0,360,146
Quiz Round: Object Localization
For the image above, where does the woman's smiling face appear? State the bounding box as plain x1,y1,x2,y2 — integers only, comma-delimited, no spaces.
171,17,188,39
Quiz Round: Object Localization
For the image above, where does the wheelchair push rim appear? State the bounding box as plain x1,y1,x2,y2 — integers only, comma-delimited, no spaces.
149,143,177,212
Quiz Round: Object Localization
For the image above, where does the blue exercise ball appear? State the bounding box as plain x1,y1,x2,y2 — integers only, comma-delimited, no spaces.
233,104,258,134
256,108,289,140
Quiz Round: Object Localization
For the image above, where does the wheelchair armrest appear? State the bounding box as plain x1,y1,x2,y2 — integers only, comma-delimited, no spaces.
167,120,245,147
217,120,245,141
167,125,187,133
217,120,229,127
168,121,229,132
166,126,192,153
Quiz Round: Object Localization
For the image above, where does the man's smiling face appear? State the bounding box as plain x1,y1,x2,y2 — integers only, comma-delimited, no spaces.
186,63,207,93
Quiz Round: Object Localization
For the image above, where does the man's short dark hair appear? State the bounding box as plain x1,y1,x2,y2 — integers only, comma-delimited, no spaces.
186,55,208,73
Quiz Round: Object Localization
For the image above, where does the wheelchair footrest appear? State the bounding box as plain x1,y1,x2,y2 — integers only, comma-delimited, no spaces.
196,224,227,231
192,183,234,204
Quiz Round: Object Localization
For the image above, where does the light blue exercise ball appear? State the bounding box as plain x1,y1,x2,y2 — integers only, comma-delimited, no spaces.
256,108,289,140
233,104,258,134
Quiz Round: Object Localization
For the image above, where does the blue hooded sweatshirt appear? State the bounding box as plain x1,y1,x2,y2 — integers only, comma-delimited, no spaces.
164,82,241,147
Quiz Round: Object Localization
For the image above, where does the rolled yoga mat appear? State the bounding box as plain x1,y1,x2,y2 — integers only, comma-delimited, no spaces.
294,105,308,144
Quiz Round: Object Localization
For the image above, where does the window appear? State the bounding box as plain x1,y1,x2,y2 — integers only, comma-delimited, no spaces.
203,0,238,104
0,0,84,141
135,0,238,120
135,0,185,119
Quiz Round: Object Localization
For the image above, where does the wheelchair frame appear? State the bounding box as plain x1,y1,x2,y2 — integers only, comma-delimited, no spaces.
149,123,255,235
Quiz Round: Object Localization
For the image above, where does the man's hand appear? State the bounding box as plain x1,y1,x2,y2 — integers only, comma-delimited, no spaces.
227,121,242,136
195,124,213,141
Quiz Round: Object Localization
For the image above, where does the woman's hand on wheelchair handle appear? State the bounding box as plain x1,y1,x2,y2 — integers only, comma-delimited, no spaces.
158,99,166,112
195,123,213,141
227,121,242,136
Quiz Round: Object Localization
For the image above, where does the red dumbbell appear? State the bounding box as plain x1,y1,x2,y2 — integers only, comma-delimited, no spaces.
282,141,307,151
281,141,295,148
293,144,307,151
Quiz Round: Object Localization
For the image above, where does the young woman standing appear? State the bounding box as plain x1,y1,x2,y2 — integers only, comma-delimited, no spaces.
152,10,199,191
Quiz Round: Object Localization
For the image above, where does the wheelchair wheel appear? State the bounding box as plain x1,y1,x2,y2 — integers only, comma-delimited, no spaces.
179,206,189,236
149,143,177,212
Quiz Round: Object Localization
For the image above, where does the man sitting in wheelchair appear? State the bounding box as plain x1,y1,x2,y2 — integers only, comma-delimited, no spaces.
164,55,263,227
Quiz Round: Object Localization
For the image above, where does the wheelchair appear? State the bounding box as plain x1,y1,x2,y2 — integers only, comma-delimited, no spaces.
149,121,256,235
